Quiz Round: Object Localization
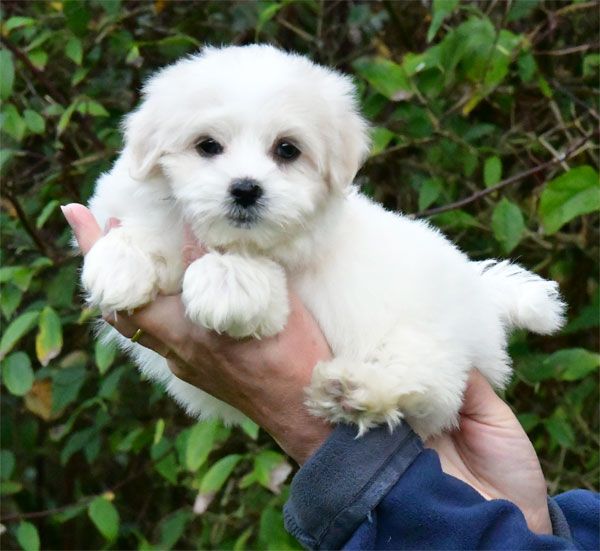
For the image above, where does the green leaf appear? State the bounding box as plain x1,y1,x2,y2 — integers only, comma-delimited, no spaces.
1,104,26,142
16,521,40,551
65,37,83,65
2,352,34,396
77,99,109,117
492,198,525,253
256,2,284,35
52,366,87,412
0,148,15,173
544,410,575,449
539,166,600,234
88,497,119,541
0,266,35,291
0,449,15,480
36,200,59,229
427,0,460,42
258,507,297,550
158,510,190,550
57,100,79,136
507,0,540,22
484,156,502,187
1,284,23,319
583,53,600,78
4,16,36,33
240,418,259,440
23,110,45,134
155,452,179,484
95,339,117,374
0,50,15,101
370,127,395,156
63,0,91,35
185,420,218,471
35,306,63,366
517,413,540,432
518,51,537,83
200,454,242,494
154,418,165,445
353,57,412,101
544,348,600,381
0,311,40,360
418,177,442,211
28,50,48,70
0,480,23,495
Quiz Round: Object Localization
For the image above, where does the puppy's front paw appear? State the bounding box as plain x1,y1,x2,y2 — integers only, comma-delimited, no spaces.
82,229,159,312
306,358,428,436
182,253,289,338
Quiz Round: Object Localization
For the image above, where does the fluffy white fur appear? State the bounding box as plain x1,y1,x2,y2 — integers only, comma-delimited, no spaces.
84,45,565,438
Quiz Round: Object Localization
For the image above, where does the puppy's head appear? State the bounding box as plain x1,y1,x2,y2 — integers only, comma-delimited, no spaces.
123,45,370,249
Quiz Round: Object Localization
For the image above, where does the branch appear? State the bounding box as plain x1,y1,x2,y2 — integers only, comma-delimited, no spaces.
1,192,60,262
416,134,594,218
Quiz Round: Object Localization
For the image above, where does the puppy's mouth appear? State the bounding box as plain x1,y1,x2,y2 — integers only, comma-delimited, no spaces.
226,204,262,228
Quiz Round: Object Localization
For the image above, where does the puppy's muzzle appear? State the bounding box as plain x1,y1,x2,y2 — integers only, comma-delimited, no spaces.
229,178,263,208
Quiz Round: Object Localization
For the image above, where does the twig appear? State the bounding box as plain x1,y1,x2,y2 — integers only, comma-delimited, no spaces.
417,134,593,217
535,42,599,56
1,192,59,262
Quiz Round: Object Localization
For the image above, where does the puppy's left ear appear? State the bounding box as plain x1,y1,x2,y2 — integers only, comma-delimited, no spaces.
122,105,163,181
325,76,371,192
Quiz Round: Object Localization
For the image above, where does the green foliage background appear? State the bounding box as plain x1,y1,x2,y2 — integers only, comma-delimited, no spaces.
1,0,598,549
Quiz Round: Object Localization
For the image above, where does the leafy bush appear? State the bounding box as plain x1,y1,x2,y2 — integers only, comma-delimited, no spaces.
1,1,598,548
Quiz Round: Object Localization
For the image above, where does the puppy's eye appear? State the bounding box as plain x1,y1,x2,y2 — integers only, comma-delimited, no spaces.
274,140,301,162
196,138,224,157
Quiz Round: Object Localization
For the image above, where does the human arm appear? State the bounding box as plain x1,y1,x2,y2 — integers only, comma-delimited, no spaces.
285,423,599,550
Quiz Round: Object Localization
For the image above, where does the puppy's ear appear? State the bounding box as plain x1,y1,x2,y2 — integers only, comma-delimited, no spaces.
325,77,371,192
122,105,163,181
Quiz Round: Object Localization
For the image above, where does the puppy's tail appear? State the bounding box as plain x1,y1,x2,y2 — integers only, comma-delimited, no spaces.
476,260,566,335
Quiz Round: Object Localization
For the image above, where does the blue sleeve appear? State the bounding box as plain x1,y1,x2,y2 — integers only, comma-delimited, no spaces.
283,424,600,550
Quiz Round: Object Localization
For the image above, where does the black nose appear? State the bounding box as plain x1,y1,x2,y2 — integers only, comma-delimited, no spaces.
229,178,263,208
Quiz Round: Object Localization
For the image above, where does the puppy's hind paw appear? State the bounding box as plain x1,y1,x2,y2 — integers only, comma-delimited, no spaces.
305,358,424,436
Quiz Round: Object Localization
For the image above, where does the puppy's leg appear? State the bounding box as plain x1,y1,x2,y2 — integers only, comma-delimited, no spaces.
82,227,181,312
305,329,471,438
182,252,289,338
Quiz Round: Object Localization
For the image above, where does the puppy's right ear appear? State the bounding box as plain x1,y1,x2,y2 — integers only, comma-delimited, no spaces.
122,106,163,181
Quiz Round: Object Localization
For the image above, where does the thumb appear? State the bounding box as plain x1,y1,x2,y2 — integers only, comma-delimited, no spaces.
182,223,207,267
460,369,514,425
61,203,103,254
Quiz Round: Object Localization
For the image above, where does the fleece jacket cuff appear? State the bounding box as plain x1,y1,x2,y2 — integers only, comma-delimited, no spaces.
283,422,423,550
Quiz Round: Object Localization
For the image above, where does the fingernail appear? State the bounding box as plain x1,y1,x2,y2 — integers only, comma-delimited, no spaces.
60,204,77,229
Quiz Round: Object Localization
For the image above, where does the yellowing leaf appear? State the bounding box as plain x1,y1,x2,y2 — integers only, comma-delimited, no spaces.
24,379,59,421
35,306,63,366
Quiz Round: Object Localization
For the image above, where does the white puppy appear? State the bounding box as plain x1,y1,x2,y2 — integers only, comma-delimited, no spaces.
83,44,565,438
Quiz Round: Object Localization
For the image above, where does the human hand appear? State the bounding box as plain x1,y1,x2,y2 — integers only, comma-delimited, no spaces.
61,203,333,465
426,370,552,534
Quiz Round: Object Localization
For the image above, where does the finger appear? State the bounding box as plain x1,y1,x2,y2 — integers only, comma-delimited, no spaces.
104,311,172,358
104,217,121,234
182,224,208,267
119,294,208,350
61,203,103,254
